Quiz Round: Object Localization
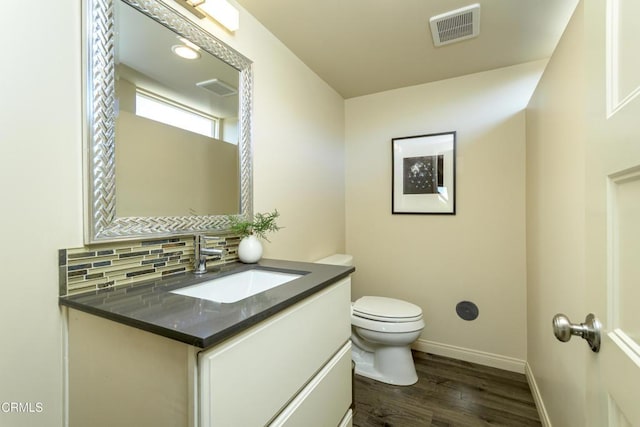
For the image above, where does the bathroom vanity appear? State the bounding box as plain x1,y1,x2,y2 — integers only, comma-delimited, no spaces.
73,0,355,423
61,259,354,427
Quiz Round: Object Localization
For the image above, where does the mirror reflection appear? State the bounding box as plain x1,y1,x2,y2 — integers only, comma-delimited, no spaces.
115,0,240,217
85,0,252,243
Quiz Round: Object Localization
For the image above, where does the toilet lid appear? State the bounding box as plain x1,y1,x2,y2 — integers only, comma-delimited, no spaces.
352,296,423,322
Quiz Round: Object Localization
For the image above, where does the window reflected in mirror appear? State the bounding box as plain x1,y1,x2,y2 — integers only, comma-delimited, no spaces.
114,0,241,218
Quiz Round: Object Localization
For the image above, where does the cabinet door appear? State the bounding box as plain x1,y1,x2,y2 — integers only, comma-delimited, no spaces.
199,278,351,426
270,342,352,427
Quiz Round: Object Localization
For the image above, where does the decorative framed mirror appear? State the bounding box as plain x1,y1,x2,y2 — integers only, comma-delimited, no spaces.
83,0,253,243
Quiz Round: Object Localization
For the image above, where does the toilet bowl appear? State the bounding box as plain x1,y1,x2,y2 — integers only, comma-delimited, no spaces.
315,254,425,386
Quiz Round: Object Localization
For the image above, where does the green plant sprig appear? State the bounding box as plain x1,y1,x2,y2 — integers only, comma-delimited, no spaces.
227,209,282,242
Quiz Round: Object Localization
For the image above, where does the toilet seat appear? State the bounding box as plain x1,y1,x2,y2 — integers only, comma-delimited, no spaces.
351,296,424,333
352,296,423,323
352,315,425,333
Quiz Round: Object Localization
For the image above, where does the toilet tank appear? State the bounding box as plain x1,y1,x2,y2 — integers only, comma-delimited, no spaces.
315,254,353,267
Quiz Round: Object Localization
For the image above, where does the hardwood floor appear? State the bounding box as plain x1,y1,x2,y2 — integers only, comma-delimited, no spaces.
352,351,541,427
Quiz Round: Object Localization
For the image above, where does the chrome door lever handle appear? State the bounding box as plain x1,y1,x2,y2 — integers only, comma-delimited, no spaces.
552,313,602,352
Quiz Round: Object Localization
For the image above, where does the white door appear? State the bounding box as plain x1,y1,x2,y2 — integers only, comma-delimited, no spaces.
583,0,640,425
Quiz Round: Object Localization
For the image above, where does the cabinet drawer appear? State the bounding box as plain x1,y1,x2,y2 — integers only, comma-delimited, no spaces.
270,341,352,427
199,278,351,426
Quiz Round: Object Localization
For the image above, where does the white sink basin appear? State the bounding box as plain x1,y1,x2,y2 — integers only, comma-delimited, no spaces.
171,269,303,303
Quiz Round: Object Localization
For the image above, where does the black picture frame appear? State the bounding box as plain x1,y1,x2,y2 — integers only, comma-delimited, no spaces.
392,131,456,214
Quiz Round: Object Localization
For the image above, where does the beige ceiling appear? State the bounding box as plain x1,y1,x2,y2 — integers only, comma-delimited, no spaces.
234,0,579,98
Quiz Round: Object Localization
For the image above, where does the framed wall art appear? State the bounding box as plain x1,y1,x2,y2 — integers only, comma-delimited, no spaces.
392,131,456,214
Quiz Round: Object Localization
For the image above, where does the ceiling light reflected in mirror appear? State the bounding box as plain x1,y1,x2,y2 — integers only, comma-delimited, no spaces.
171,44,201,59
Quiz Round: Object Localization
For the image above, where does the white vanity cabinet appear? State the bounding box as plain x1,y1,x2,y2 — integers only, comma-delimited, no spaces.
67,276,352,427
199,277,352,426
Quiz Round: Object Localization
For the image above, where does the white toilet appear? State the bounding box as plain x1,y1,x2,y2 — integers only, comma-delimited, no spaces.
315,254,425,386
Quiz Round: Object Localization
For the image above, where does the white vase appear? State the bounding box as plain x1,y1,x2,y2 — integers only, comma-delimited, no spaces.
238,235,263,263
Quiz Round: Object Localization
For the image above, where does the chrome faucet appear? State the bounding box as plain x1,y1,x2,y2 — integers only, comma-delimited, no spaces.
194,235,227,275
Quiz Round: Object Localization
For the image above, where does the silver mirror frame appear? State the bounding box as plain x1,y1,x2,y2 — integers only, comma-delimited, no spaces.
83,0,253,243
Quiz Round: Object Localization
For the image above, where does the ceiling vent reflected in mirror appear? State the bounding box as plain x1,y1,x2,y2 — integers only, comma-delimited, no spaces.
197,78,238,97
429,3,480,47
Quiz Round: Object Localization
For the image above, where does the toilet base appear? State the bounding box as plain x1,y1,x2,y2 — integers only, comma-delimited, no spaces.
351,342,418,386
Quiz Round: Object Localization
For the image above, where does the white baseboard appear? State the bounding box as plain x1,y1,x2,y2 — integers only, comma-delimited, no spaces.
411,338,526,373
525,362,552,427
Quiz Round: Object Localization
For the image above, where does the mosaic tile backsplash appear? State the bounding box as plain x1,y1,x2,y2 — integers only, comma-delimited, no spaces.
59,234,240,296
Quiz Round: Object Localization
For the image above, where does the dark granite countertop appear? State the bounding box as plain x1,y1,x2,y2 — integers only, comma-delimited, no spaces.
59,259,354,349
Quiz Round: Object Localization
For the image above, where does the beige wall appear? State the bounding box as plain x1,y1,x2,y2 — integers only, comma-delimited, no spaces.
116,111,240,217
0,0,345,425
525,3,587,425
193,2,346,261
345,61,546,367
0,1,81,426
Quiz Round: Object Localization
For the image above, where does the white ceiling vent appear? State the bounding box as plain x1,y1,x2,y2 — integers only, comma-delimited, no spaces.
429,3,480,47
196,78,238,97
